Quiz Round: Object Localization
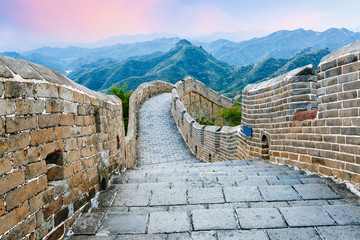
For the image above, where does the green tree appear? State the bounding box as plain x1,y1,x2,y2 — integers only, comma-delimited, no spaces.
108,83,133,134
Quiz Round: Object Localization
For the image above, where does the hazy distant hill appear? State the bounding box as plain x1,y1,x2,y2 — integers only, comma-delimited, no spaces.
70,40,233,91
199,28,360,66
69,40,330,96
2,28,359,74
220,48,331,97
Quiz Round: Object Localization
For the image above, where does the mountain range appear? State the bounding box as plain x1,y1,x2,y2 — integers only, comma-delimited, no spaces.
69,39,330,97
1,28,359,75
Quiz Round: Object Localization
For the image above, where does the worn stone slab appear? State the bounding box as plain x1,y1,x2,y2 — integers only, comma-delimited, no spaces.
249,201,288,208
267,179,301,185
129,206,168,212
223,186,262,202
97,212,148,235
217,230,269,240
236,208,286,229
190,231,217,240
259,185,301,201
168,204,206,212
148,211,191,233
166,233,191,240
236,180,268,186
279,206,336,227
266,228,322,240
113,190,150,207
288,200,328,207
192,209,238,230
138,182,170,191
150,188,187,206
115,234,167,240
208,202,248,209
97,191,117,207
317,225,360,240
71,213,104,235
293,184,339,200
188,188,224,204
323,204,360,224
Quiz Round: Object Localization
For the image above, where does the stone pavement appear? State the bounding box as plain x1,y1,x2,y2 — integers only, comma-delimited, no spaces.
68,93,360,240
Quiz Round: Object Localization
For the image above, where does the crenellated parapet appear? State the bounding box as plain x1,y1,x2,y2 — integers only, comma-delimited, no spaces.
172,77,239,163
0,55,125,239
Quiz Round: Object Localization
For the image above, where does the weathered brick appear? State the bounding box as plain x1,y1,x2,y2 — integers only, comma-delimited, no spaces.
60,114,74,126
29,188,54,214
42,141,63,158
343,80,360,91
320,59,337,72
44,197,63,219
0,118,4,135
342,61,360,74
0,202,29,235
340,145,360,155
46,224,64,240
25,161,47,180
64,102,77,114
345,163,360,173
319,166,333,176
46,99,65,113
338,72,358,84
35,83,59,98
59,87,73,101
8,132,30,152
337,152,355,163
30,128,54,146
6,116,37,133
47,166,64,181
0,99,15,115
0,198,5,216
325,84,342,94
16,99,44,115
2,214,35,240
68,149,80,163
39,114,59,128
346,136,360,145
343,99,360,108
0,155,11,176
325,66,342,78
4,81,35,98
73,92,84,104
55,126,71,139
64,138,77,151
5,179,38,210
13,147,42,168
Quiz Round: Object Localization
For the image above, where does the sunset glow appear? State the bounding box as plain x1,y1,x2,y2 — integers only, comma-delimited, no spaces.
0,0,360,50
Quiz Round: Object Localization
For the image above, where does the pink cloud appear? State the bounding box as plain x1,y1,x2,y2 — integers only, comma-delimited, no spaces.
4,0,165,41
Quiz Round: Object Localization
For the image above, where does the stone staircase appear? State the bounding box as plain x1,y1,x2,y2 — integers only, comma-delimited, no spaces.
68,93,360,240
68,158,360,240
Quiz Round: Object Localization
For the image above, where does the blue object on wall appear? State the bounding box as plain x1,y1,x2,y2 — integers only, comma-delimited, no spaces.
243,125,252,137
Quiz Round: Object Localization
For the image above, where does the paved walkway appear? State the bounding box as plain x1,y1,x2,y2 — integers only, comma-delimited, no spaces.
69,93,360,240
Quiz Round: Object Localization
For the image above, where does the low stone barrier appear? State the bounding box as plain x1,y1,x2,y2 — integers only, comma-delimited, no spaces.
172,77,239,162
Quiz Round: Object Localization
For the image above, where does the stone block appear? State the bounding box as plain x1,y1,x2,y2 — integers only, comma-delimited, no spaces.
338,72,358,84
258,185,301,201
59,87,74,101
30,128,54,146
60,114,74,126
342,61,360,74
267,228,322,240
55,126,71,139
43,197,63,219
29,188,54,214
13,147,42,168
5,179,38,210
25,161,46,180
4,81,35,98
148,211,190,233
46,99,65,113
325,66,342,78
0,99,15,115
223,186,261,202
343,80,360,91
188,188,224,204
236,208,286,229
150,189,187,206
16,99,44,115
8,132,30,152
6,116,37,133
97,212,148,235
0,202,29,235
320,59,337,72
0,169,25,195
35,83,59,98
39,113,59,128
279,206,335,227
337,53,358,66
293,184,339,200
323,204,360,224
317,225,360,240
192,209,238,230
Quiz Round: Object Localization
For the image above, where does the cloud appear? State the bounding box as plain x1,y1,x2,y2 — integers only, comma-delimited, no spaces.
1,0,165,41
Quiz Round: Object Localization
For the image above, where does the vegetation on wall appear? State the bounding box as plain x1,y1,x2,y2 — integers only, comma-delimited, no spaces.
108,83,132,134
215,101,242,127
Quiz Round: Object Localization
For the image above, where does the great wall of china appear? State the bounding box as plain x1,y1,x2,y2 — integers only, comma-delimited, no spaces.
0,40,359,239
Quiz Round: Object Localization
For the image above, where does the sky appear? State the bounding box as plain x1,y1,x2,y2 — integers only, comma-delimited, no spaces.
1,0,360,51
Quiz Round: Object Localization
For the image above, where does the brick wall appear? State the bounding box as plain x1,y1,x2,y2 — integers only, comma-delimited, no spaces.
240,40,360,186
0,56,125,239
172,77,239,163
125,81,173,168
